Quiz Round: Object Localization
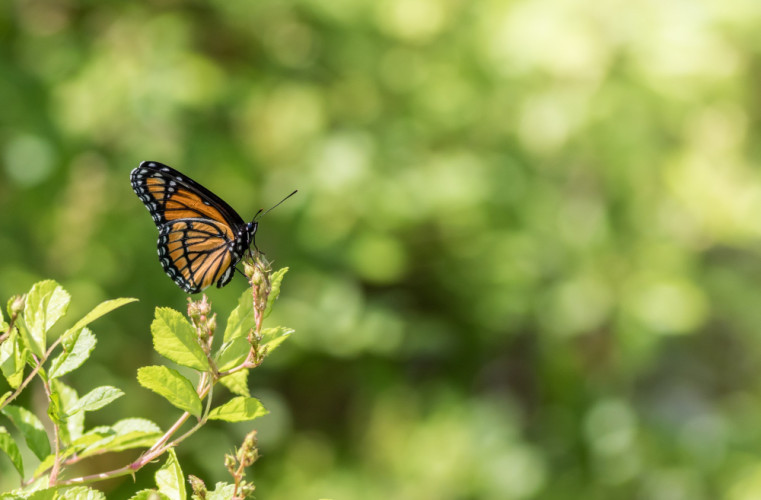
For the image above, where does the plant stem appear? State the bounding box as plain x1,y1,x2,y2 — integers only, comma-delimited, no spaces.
1,333,67,411
37,359,62,486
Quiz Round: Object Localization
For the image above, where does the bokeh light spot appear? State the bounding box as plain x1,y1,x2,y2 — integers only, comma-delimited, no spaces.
4,134,55,187
348,232,408,284
375,0,447,43
626,278,708,335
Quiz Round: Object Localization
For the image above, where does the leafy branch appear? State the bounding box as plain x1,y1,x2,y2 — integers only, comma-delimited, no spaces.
0,251,292,499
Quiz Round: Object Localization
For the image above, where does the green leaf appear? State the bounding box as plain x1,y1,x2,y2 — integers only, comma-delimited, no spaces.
25,280,71,356
5,296,15,321
214,337,249,372
219,369,250,397
52,379,84,443
23,487,58,500
2,405,50,460
216,289,260,371
68,386,124,415
208,397,268,422
155,448,186,500
151,308,209,371
0,329,27,388
0,477,49,498
264,267,288,318
113,417,162,435
128,491,171,500
14,317,34,364
47,387,65,428
49,327,96,379
0,425,24,477
60,297,138,349
222,290,255,343
78,418,162,458
261,326,294,355
206,483,236,500
137,366,203,417
0,392,10,407
59,486,106,500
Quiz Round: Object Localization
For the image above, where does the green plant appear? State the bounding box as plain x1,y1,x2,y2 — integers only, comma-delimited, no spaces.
0,253,292,499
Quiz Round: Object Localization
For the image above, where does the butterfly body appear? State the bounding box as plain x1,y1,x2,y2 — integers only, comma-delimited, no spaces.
131,161,257,293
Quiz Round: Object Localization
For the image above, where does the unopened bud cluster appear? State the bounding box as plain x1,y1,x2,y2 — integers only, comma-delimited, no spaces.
221,430,259,498
243,252,272,316
237,430,259,468
188,295,216,346
188,474,207,499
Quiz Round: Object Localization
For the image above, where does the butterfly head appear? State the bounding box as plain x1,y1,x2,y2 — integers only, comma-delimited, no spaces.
235,221,258,254
245,221,258,243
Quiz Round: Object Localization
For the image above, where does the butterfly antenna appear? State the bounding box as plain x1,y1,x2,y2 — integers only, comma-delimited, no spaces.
253,190,298,222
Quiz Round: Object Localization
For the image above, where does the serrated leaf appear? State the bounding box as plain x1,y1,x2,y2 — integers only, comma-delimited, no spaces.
24,487,57,500
208,397,268,422
48,388,65,427
214,337,250,372
113,418,162,434
222,290,255,343
155,448,186,500
49,327,96,379
0,425,24,477
151,308,209,371
66,424,112,456
59,486,106,500
263,267,288,318
128,490,171,500
137,366,202,417
14,317,34,365
68,386,123,415
216,289,262,371
84,430,161,457
0,476,49,499
219,369,250,397
0,329,26,388
2,405,50,460
25,280,70,356
68,430,115,462
52,379,83,443
78,418,162,458
206,483,236,500
261,326,294,355
61,297,138,346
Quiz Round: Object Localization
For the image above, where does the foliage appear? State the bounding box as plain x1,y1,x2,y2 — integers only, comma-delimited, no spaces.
0,254,289,498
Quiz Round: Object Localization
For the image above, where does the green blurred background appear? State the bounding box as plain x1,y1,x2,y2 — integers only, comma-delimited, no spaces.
2,0,761,498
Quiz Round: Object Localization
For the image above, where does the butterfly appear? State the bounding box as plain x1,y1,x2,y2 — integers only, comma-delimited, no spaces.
130,161,290,293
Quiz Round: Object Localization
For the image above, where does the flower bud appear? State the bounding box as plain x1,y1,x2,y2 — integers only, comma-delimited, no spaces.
238,430,259,467
206,314,217,336
224,453,236,475
10,294,25,317
188,475,207,499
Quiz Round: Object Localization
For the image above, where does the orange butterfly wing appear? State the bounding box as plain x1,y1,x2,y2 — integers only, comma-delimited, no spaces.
159,220,235,292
